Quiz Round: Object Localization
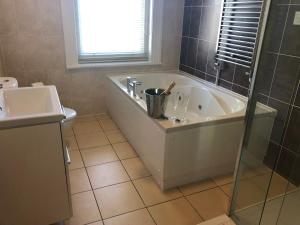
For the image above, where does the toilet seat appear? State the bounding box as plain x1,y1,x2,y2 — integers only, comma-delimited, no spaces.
64,107,77,122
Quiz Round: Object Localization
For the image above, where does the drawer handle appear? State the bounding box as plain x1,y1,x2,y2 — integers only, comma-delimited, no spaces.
65,147,71,165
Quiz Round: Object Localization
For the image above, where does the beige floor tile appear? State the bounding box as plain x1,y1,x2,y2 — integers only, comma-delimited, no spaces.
73,121,103,135
231,177,266,209
75,115,97,123
103,209,155,225
220,183,233,197
239,164,265,180
81,145,119,167
148,198,202,225
106,130,126,144
88,221,103,225
187,187,229,220
179,179,218,196
76,132,110,149
64,127,74,137
99,118,119,131
133,177,183,206
69,168,91,194
94,182,144,219
65,191,101,225
112,142,137,159
213,173,234,186
122,157,151,180
66,136,79,150
68,151,84,170
252,172,297,199
95,113,110,120
87,161,130,189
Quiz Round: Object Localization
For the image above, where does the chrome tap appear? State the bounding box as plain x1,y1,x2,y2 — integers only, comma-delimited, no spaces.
131,80,142,97
126,77,142,97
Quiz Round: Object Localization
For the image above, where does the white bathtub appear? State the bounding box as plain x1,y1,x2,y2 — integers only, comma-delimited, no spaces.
105,72,276,189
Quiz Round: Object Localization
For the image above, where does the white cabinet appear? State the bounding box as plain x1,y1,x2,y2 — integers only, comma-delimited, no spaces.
0,122,71,225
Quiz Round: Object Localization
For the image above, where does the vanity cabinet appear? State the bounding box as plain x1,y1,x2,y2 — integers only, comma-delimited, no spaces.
0,122,71,225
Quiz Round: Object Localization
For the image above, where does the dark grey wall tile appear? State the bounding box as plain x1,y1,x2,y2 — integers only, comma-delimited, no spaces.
276,148,296,178
291,0,300,3
283,106,300,153
182,7,191,36
180,64,195,74
270,55,300,103
290,156,300,185
186,38,198,68
264,141,281,169
272,0,290,4
256,94,269,104
192,0,203,6
194,69,206,79
234,66,250,88
232,85,249,97
255,52,277,96
189,6,202,38
281,5,300,57
206,41,218,75
219,79,232,89
268,98,290,143
202,0,216,6
198,5,220,42
206,74,216,83
295,83,300,107
185,0,192,7
180,37,188,65
220,63,235,82
195,39,209,72
263,4,288,53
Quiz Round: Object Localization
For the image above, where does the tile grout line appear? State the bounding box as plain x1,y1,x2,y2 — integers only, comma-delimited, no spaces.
267,3,291,105
70,115,275,224
101,207,150,224
111,142,159,225
177,187,206,222
72,129,105,223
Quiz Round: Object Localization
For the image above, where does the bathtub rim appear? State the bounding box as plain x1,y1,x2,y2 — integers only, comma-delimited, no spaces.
106,70,276,133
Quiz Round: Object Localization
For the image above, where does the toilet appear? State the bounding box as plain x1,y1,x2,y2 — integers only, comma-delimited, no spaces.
0,77,18,89
0,77,18,115
31,82,77,136
63,107,77,136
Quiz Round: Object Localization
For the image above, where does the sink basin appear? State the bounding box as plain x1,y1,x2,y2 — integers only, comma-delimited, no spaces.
0,86,65,128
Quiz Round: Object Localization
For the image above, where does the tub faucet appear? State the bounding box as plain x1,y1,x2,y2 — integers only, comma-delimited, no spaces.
126,77,142,97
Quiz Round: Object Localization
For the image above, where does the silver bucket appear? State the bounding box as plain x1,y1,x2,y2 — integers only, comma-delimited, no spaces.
145,88,168,119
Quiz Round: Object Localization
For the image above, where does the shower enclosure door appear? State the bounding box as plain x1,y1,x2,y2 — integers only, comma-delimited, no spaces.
229,1,300,224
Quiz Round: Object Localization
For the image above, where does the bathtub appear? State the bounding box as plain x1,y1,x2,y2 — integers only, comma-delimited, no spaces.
105,72,276,189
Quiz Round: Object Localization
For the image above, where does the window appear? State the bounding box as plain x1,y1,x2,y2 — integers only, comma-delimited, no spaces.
61,0,163,69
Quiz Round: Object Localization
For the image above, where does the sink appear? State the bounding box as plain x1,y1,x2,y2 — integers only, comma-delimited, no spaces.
0,86,65,128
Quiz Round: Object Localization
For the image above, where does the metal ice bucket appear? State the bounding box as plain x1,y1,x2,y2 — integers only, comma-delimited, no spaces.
145,88,168,119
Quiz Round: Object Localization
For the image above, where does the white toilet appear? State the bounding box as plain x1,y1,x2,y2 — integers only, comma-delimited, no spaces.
63,107,77,136
0,77,18,89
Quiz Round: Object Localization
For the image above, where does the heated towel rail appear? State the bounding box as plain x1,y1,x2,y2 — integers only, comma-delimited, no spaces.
215,0,265,85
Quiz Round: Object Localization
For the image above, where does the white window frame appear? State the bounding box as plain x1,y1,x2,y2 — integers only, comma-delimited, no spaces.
61,0,163,69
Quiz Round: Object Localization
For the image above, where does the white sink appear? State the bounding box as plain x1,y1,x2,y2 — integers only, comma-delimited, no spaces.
0,86,65,128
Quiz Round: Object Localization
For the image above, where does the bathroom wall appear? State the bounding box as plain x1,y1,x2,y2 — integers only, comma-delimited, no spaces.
179,0,251,96
0,0,184,115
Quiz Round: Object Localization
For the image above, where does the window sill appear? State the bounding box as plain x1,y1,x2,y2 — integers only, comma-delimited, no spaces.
66,60,162,69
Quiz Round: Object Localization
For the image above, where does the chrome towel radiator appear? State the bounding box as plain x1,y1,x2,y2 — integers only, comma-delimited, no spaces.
214,0,265,85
